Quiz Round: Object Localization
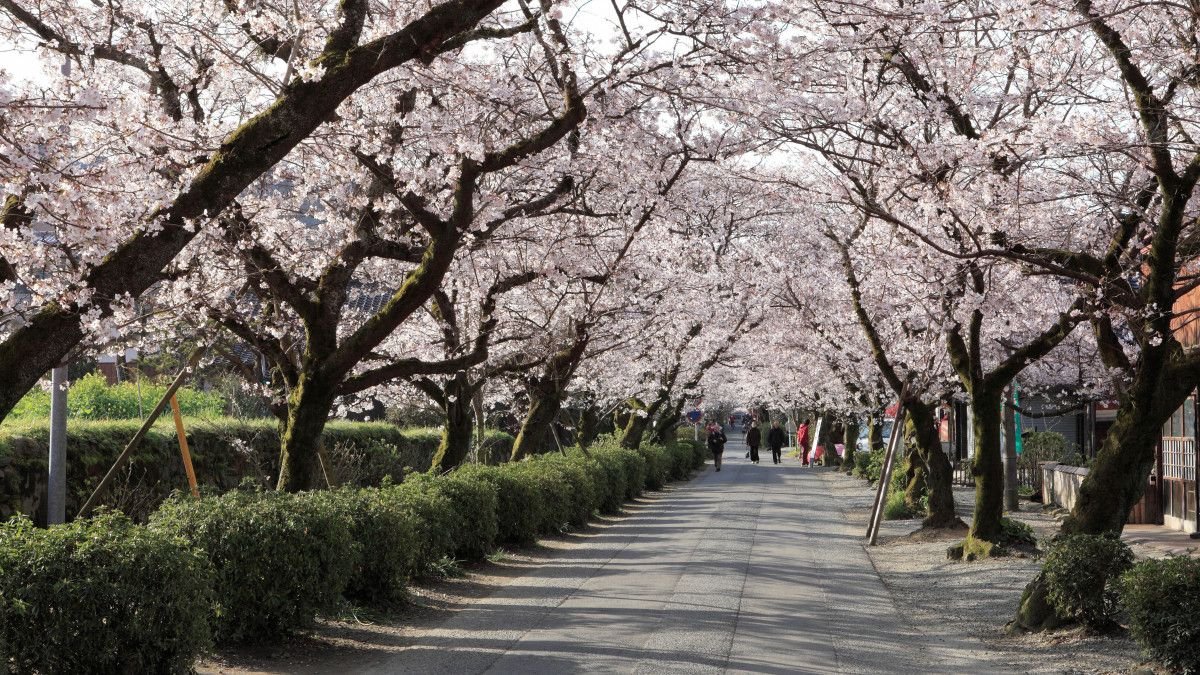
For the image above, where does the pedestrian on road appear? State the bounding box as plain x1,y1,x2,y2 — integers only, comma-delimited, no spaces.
766,420,786,465
707,423,728,471
746,424,761,464
797,419,812,467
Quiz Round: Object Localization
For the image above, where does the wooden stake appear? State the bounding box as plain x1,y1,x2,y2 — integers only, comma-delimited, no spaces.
169,394,200,499
867,387,908,545
77,347,204,519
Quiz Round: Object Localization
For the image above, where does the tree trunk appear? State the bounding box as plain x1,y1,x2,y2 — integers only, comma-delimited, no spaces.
276,374,337,492
902,437,927,511
906,399,958,528
842,418,861,472
577,404,601,449
967,388,1004,544
510,384,563,460
868,416,885,452
431,376,475,473
620,399,650,449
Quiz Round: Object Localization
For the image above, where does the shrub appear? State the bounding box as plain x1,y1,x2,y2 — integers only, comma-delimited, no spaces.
864,448,886,483
381,480,457,575
403,472,499,562
666,441,694,479
9,372,227,421
1042,533,1134,629
0,513,213,674
639,445,670,490
594,445,646,500
852,451,871,478
999,517,1036,547
507,460,574,535
454,464,545,545
305,487,418,606
539,454,600,527
150,487,354,644
581,449,628,514
882,490,915,520
1122,556,1200,673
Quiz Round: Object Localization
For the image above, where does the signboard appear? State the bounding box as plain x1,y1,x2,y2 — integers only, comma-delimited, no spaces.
686,410,703,423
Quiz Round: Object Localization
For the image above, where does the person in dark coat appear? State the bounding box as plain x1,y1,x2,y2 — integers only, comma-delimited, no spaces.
746,424,762,464
707,423,728,471
766,420,786,465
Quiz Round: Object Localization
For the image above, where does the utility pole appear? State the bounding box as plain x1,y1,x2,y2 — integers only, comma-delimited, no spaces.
47,365,68,525
1002,386,1019,512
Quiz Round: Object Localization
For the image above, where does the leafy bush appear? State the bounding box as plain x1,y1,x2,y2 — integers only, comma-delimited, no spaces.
580,449,627,514
454,464,545,545
594,445,647,500
999,517,1036,547
864,448,886,483
0,513,213,674
666,441,695,479
507,460,574,535
403,472,499,562
539,454,600,527
381,480,457,575
882,490,915,520
1122,556,1200,673
852,451,871,478
638,445,671,490
1042,533,1134,629
306,487,419,606
9,372,228,421
150,487,354,644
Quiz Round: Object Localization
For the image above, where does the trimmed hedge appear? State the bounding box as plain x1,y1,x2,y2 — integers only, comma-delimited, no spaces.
402,472,499,563
1122,556,1200,672
307,487,419,606
0,418,513,523
1,437,699,671
150,487,355,644
0,512,213,674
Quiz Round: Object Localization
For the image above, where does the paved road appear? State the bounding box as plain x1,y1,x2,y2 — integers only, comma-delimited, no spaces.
359,434,963,674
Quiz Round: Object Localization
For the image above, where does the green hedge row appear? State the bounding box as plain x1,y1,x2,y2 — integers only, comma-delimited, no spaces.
0,419,513,523
0,440,702,673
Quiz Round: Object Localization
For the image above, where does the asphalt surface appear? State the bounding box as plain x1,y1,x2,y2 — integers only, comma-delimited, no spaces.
358,434,969,674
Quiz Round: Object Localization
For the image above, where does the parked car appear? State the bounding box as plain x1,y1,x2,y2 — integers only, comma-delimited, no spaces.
856,419,894,453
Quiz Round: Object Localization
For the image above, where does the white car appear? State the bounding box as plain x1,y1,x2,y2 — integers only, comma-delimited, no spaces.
855,419,894,453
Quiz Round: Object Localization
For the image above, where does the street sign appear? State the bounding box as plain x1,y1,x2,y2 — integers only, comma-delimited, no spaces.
686,410,703,423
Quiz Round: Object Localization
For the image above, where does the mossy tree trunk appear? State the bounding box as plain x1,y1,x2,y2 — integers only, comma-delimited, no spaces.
511,327,589,461
906,399,958,528
577,403,601,450
276,372,339,491
967,388,1004,544
619,398,653,449
428,373,478,473
841,418,861,472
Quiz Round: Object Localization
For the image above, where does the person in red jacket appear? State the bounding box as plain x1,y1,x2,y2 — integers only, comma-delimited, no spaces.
797,419,812,467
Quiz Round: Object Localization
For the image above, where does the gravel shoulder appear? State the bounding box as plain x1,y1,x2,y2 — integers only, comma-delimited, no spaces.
820,469,1164,675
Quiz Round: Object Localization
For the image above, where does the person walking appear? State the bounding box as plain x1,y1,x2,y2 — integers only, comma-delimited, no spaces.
707,423,728,471
797,419,812,467
746,424,762,464
766,420,786,465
